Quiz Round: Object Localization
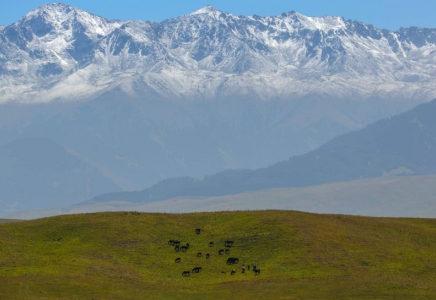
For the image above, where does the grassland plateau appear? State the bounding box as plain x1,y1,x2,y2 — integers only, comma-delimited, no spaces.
0,211,435,299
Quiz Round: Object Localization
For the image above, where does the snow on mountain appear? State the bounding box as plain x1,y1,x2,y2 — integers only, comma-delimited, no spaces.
189,5,227,18
3,4,436,213
1,4,436,104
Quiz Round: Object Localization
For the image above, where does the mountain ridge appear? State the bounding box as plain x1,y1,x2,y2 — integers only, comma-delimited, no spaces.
1,4,436,213
91,98,436,203
1,3,436,103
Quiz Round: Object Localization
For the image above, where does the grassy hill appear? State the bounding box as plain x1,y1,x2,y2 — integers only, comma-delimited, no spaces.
1,211,436,299
0,219,19,224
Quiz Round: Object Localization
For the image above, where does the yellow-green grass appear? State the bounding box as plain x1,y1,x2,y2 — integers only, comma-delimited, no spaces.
0,219,20,224
0,210,436,299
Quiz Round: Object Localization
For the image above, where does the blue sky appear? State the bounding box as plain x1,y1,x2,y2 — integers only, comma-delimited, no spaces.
1,0,436,30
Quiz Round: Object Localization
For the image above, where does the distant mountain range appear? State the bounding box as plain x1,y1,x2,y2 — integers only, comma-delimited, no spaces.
1,3,436,103
1,4,436,213
92,98,436,203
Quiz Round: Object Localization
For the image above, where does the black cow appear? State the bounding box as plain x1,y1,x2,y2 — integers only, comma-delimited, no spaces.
206,253,210,259
218,249,225,255
196,229,201,234
231,270,236,275
209,241,214,247
227,257,239,265
180,246,188,252
254,269,261,275
197,252,202,257
192,267,202,273
174,245,180,252
168,239,180,246
175,257,181,263
225,249,230,255
182,271,190,277
225,241,234,247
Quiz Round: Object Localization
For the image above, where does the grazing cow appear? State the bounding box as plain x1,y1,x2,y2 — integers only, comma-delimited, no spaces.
186,243,190,249
192,267,202,273
197,252,202,257
255,269,261,275
227,257,239,265
168,240,176,245
209,241,214,247
225,249,230,255
218,249,225,255
180,246,188,252
206,253,210,259
231,269,236,275
175,257,181,263
174,245,180,252
225,240,234,247
196,228,201,234
182,271,190,277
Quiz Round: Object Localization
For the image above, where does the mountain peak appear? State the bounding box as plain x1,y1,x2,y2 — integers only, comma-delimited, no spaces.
189,5,227,17
41,2,73,9
19,2,91,28
23,3,80,19
279,11,346,31
17,2,122,39
21,2,113,25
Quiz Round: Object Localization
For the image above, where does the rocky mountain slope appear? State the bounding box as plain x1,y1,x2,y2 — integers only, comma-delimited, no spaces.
1,3,436,103
1,4,436,213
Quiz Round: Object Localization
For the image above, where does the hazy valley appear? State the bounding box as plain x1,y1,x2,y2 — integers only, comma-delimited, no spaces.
1,3,436,217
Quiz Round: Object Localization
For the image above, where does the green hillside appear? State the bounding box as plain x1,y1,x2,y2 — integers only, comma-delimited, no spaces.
1,211,436,299
0,219,19,224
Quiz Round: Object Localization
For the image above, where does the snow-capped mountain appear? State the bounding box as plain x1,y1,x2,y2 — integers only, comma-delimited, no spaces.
1,3,436,213
1,3,436,103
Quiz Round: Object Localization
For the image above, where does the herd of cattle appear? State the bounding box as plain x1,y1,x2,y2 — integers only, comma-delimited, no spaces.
168,228,261,277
